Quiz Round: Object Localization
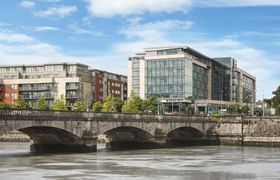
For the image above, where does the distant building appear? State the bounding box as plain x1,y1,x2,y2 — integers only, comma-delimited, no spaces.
0,63,127,108
128,46,256,114
91,69,127,102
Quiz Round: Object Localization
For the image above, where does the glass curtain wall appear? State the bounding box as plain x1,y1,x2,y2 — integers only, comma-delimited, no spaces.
145,58,192,99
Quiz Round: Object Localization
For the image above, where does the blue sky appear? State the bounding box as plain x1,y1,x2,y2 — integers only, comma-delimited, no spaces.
0,0,280,100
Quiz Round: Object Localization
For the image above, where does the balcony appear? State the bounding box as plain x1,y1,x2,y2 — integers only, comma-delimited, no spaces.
66,83,80,90
19,86,51,92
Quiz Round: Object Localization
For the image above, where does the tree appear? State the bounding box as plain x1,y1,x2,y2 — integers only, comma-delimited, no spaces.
91,101,103,112
241,105,250,115
32,96,48,110
14,96,28,109
0,102,9,109
102,95,116,112
114,97,124,112
228,104,241,114
142,96,159,113
50,95,67,111
271,86,280,115
73,98,87,111
276,104,280,116
122,91,143,113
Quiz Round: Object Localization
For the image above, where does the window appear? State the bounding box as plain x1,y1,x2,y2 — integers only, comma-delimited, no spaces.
157,49,181,56
132,62,140,69
12,84,17,89
12,93,17,99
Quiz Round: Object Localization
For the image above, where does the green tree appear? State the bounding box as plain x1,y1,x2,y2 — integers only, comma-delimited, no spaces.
122,91,143,113
14,96,28,109
0,102,9,109
114,97,124,112
186,106,194,115
102,95,116,112
228,104,241,114
91,101,103,112
142,96,159,113
50,95,67,111
271,86,280,115
73,98,87,111
32,96,48,110
276,104,280,116
241,105,250,115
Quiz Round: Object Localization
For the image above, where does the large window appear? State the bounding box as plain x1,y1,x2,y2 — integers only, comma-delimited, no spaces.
192,64,208,100
145,58,192,98
157,49,181,56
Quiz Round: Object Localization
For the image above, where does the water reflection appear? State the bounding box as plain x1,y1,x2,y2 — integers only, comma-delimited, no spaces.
0,142,280,180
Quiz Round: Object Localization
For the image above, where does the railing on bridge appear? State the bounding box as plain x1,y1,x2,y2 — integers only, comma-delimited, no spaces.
0,109,249,122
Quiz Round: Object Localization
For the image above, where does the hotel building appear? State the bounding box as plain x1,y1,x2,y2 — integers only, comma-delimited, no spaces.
128,46,256,114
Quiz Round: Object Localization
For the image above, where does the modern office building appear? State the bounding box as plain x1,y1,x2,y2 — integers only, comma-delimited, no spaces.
128,46,256,114
91,69,127,102
0,63,127,109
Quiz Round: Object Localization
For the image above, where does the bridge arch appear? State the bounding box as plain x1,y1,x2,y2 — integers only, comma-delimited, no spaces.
167,126,219,146
104,126,159,149
18,126,83,145
0,121,96,153
167,127,204,140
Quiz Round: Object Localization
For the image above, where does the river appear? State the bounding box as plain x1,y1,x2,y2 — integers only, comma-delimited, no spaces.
0,142,280,180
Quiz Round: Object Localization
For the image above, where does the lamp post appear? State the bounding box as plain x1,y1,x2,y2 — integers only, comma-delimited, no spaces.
220,90,223,113
262,89,265,117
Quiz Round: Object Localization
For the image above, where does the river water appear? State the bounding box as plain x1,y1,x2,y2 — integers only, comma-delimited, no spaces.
0,142,280,180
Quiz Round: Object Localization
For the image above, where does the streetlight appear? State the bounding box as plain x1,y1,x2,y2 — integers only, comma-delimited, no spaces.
262,89,265,117
220,90,223,113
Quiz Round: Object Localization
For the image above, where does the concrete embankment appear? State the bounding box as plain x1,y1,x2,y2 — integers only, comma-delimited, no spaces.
0,131,30,142
0,131,109,143
217,117,280,147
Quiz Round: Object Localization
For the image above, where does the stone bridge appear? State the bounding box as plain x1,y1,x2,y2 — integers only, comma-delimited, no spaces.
1,109,279,153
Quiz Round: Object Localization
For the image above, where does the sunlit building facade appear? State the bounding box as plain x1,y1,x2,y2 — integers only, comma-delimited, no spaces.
0,63,127,109
128,46,256,114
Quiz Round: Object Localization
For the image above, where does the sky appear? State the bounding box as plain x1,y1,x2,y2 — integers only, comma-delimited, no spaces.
0,0,280,100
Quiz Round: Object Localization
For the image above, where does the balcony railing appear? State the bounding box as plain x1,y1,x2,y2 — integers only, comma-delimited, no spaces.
19,86,50,91
66,85,80,90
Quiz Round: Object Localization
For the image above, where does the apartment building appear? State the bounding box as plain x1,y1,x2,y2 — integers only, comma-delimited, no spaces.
91,69,127,102
0,63,127,109
128,46,256,114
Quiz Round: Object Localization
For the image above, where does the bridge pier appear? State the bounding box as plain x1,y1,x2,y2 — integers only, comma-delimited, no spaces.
148,128,167,148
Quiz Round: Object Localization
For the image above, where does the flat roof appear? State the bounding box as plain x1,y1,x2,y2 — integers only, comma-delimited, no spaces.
0,62,89,68
143,46,212,60
90,69,127,78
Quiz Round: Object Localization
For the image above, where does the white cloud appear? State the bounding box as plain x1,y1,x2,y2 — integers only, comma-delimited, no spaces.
19,1,35,9
40,0,61,2
69,24,104,36
86,0,280,18
0,32,34,43
35,26,59,32
120,19,193,40
86,0,192,17
193,0,280,7
34,6,77,18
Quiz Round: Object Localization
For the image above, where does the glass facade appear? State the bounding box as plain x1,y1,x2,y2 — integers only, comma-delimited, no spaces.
192,64,208,100
129,46,256,114
243,75,254,103
131,61,140,96
211,61,231,101
145,58,192,99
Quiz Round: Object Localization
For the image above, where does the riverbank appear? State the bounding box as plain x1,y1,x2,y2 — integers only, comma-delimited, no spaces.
0,131,30,142
0,131,109,143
